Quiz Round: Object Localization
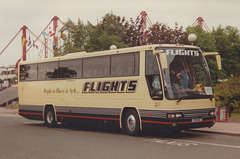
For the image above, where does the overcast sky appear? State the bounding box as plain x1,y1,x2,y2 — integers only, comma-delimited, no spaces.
1,0,240,67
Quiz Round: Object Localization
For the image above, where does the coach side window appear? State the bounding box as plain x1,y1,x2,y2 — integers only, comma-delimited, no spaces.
38,62,59,80
145,51,163,100
83,56,110,78
20,64,38,81
59,59,82,78
111,52,139,76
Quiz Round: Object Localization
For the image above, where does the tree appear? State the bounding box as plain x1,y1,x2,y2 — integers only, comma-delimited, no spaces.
84,13,129,52
212,26,240,77
59,12,190,53
123,18,144,46
214,77,240,111
147,22,186,44
186,25,216,52
57,19,88,56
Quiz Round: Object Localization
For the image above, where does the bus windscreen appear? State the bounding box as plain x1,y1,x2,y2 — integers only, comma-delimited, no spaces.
157,48,213,100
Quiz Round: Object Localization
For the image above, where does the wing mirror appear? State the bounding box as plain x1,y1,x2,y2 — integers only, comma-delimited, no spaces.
153,50,168,70
203,52,222,70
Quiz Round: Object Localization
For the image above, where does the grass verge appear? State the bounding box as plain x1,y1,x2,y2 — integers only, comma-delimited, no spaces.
231,112,240,119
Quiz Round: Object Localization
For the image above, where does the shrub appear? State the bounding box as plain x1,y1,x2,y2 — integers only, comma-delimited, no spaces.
214,77,240,111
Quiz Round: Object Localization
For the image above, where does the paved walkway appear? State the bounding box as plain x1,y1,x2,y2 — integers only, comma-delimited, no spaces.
0,107,239,136
0,107,19,117
190,121,240,137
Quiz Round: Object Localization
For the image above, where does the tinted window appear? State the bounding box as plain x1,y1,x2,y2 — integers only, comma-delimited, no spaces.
38,62,59,80
20,64,38,81
59,59,82,78
111,52,139,76
83,56,110,77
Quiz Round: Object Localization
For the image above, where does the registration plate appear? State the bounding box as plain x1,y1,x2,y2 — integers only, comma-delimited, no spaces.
192,118,202,123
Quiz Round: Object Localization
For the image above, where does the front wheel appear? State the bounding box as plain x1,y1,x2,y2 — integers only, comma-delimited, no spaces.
44,108,57,127
124,109,141,136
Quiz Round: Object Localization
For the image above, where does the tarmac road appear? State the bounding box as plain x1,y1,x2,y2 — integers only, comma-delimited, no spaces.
0,113,240,159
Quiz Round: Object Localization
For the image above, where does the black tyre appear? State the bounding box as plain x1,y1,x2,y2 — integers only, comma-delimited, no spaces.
44,107,57,128
124,109,141,136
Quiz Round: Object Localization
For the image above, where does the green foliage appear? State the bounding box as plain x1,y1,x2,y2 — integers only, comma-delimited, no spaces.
212,26,240,77
186,25,216,52
214,77,240,110
186,25,240,84
57,19,87,56
85,13,129,52
10,77,18,84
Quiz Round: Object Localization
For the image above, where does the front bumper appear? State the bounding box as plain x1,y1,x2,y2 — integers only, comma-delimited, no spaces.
141,116,216,132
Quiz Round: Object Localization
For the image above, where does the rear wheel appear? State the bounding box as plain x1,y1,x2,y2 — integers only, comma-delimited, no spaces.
44,107,57,127
124,109,141,136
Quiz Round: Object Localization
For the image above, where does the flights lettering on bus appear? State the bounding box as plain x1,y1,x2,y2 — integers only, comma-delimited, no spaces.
82,80,138,93
165,49,200,56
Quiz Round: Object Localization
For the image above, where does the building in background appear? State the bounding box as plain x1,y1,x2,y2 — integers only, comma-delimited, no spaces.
0,65,17,90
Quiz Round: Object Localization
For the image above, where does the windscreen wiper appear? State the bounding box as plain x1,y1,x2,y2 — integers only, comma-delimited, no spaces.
176,99,182,105
176,95,199,105
176,96,188,105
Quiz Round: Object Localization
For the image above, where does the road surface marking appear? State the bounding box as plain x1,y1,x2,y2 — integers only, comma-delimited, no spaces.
177,139,240,149
144,138,198,147
144,138,240,149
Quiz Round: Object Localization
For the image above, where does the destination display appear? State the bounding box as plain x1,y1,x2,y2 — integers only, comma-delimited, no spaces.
165,49,200,56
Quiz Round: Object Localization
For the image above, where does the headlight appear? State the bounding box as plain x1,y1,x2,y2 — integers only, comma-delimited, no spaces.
176,113,183,118
167,113,183,118
209,111,216,116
